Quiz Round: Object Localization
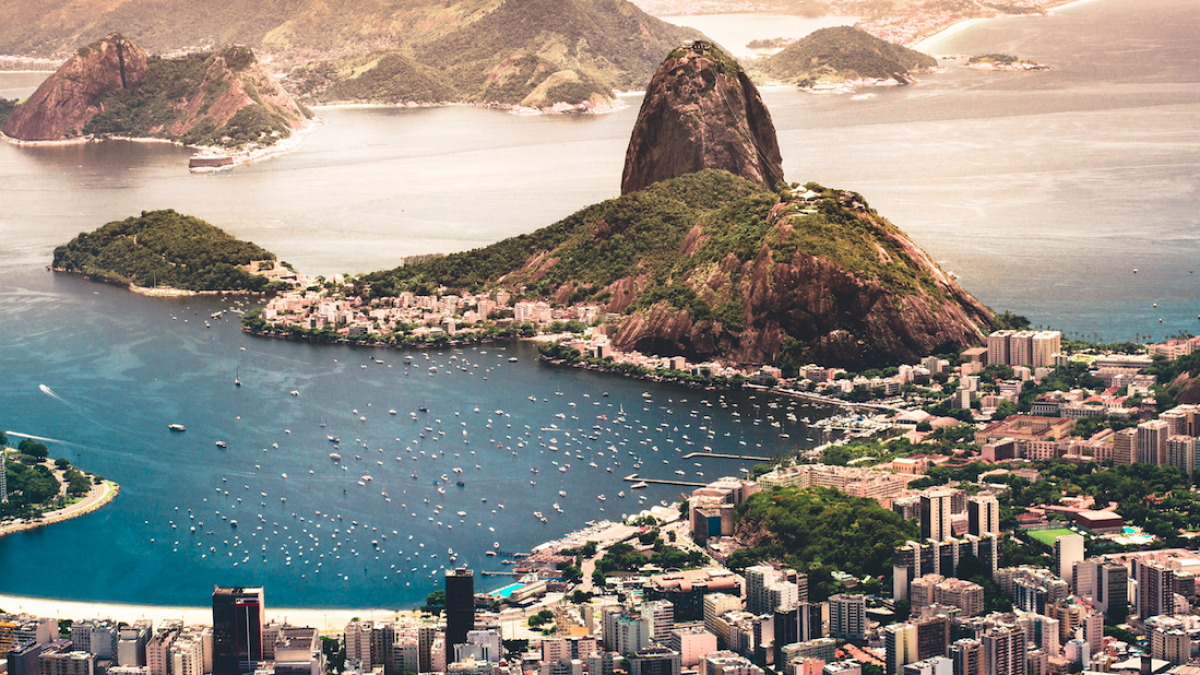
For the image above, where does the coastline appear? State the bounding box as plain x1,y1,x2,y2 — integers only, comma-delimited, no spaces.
0,479,120,539
310,98,627,117
0,594,407,632
907,0,1103,52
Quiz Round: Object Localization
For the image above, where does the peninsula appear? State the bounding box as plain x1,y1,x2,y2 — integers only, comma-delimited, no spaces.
243,43,992,370
53,210,303,295
2,34,316,169
0,434,120,538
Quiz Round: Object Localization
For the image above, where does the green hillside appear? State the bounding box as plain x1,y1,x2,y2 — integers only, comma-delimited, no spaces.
53,210,291,292
759,25,937,84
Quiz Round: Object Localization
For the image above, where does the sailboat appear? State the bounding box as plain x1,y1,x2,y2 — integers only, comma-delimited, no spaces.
234,367,242,387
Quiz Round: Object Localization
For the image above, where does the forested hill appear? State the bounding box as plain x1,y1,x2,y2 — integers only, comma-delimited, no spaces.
759,26,937,84
53,210,294,293
728,486,918,600
0,0,703,108
358,169,992,369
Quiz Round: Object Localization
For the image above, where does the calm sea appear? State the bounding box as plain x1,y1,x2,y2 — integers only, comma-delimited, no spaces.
0,0,1197,608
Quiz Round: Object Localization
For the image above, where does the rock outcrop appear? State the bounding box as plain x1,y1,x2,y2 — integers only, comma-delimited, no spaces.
621,41,784,195
4,36,312,151
3,33,147,141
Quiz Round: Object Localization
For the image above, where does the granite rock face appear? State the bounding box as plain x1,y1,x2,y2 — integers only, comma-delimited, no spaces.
621,41,784,195
4,33,147,141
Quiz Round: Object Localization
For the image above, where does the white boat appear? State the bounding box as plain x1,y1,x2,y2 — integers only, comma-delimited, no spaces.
215,441,227,448
290,390,299,396
631,481,648,489
168,424,186,432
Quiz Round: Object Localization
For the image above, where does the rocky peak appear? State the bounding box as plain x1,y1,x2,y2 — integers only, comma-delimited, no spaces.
4,33,147,141
620,41,784,195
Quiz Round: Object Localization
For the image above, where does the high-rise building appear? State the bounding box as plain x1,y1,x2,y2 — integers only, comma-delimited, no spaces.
966,497,999,537
1,452,7,503
70,620,119,661
884,624,917,675
828,595,866,642
981,626,1025,675
914,616,950,663
1110,428,1136,466
1149,618,1190,665
640,601,675,640
344,620,374,671
702,595,741,640
418,624,440,673
920,491,953,543
1166,436,1195,479
628,647,681,675
1053,535,1085,582
1137,421,1170,466
1135,561,1175,620
901,656,952,675
212,586,264,675
116,621,152,667
1031,332,1061,368
1093,561,1129,621
444,568,475,663
949,639,981,675
744,567,799,616
1008,331,1036,367
933,579,983,617
986,331,1012,366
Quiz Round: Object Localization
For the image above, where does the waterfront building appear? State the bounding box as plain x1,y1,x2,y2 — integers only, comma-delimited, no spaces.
69,620,117,662
212,586,264,675
116,621,152,667
11,640,70,675
1,452,7,502
445,568,475,663
147,622,182,675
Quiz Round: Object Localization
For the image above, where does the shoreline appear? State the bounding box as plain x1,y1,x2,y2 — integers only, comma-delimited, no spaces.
310,99,627,117
0,594,410,632
907,0,1103,52
0,479,121,539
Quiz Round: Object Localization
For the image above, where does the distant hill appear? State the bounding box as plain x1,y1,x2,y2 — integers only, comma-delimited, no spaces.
0,0,703,109
759,26,937,84
53,210,295,293
3,34,312,148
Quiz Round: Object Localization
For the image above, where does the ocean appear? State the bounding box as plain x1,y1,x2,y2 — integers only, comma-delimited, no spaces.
0,0,1196,608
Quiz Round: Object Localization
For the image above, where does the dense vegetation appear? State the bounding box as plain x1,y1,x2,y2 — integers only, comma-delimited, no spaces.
363,170,938,302
308,52,456,104
1,434,97,521
83,47,308,148
759,26,937,84
53,209,291,292
0,97,16,128
726,486,919,600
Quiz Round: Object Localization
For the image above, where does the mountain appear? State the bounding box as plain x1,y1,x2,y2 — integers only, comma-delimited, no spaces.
53,209,296,293
759,26,937,84
3,34,312,148
0,0,703,109
622,41,784,195
2,34,147,142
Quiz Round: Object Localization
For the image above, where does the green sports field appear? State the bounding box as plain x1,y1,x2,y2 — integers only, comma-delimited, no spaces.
1028,527,1076,546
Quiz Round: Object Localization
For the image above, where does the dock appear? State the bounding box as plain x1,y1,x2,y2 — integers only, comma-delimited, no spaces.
681,451,772,461
481,570,522,577
621,473,707,487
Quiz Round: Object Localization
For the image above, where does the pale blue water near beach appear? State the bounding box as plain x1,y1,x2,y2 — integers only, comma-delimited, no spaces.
0,0,1197,608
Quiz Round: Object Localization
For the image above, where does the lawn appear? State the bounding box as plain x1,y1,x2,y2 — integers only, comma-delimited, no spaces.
1028,527,1076,547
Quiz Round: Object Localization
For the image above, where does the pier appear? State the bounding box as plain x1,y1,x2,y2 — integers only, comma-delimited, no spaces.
621,473,706,487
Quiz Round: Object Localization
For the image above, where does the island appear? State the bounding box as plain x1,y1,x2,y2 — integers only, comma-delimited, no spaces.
2,34,317,170
967,53,1049,71
1,433,120,538
756,26,938,92
52,209,303,295
243,42,992,371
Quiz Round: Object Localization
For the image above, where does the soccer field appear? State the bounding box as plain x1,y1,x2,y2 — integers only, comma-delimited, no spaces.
1028,528,1075,546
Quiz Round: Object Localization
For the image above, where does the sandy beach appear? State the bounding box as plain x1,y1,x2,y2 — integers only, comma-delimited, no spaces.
909,0,1107,52
0,594,418,633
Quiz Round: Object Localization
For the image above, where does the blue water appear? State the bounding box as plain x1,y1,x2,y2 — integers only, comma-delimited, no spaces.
492,583,525,598
0,0,1198,609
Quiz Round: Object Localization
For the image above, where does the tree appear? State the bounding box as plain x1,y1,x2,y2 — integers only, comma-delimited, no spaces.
421,590,445,615
54,457,71,469
18,439,48,459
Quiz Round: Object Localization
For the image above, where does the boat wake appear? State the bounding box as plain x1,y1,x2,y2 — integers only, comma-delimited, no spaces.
38,383,120,433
